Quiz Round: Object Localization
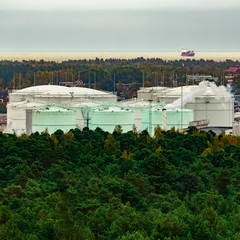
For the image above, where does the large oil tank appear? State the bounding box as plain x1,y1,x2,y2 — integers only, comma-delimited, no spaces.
165,108,193,129
72,101,99,130
89,106,135,133
186,96,234,127
119,100,166,132
7,103,26,135
32,105,76,134
138,82,234,127
6,101,46,135
142,107,193,135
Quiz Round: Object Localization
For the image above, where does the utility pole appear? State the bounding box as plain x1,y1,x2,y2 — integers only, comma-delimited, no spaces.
94,72,96,89
148,99,153,136
88,71,91,88
18,73,21,89
13,73,15,90
56,71,59,85
86,108,91,128
162,70,165,87
34,72,36,86
142,70,145,87
181,86,183,129
113,73,116,94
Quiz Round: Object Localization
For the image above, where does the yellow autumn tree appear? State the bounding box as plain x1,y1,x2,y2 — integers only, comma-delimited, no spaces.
104,134,120,155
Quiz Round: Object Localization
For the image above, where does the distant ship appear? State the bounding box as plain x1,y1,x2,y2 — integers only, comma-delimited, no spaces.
181,48,195,57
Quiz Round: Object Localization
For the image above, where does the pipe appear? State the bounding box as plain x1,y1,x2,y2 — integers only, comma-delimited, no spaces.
162,108,167,130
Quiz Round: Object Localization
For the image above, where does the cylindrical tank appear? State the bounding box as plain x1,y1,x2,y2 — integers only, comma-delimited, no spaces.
139,82,234,128
166,108,193,129
186,96,234,127
6,101,46,135
32,105,76,134
7,103,26,135
119,100,165,132
142,107,193,135
89,106,135,133
72,101,100,130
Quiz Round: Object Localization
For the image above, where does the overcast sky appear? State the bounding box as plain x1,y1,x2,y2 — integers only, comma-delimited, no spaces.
0,0,239,52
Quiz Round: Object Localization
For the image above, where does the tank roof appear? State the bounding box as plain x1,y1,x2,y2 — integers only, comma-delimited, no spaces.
34,105,75,112
138,81,232,99
14,85,111,96
8,101,46,108
93,106,132,112
120,99,165,108
153,107,193,112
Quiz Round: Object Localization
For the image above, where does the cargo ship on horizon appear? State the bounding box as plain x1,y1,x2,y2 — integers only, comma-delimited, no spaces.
181,48,195,57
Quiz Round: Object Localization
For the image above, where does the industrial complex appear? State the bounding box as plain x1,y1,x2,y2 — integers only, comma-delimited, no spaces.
5,81,234,135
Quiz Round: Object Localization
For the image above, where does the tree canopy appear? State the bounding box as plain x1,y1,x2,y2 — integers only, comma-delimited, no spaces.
0,126,240,239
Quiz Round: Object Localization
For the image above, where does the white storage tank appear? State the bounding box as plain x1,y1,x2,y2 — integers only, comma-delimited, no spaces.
186,96,233,127
6,101,46,135
32,105,76,134
89,106,135,133
137,82,234,127
7,103,26,135
9,85,117,104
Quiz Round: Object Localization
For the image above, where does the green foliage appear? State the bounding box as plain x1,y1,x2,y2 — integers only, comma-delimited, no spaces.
1,58,239,98
0,127,240,239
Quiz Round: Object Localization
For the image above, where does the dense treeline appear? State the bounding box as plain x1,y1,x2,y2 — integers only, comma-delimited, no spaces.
1,126,240,239
0,58,239,95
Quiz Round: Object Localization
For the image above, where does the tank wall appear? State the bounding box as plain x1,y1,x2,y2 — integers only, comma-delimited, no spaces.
233,124,240,136
166,110,193,129
9,93,117,105
7,104,13,128
26,109,32,135
186,97,234,127
142,109,193,135
76,109,84,130
134,110,142,132
141,109,150,132
89,110,135,133
8,107,26,133
137,92,152,101
157,96,179,104
9,94,31,103
32,111,76,134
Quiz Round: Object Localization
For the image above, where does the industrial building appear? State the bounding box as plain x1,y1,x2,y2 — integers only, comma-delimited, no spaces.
137,81,234,128
5,81,234,135
7,85,117,135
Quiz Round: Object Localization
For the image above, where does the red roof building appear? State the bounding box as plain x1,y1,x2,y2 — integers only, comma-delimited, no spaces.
226,67,240,73
225,67,240,83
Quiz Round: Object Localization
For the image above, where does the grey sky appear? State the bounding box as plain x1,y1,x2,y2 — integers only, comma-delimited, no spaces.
0,0,239,52
2,0,240,10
